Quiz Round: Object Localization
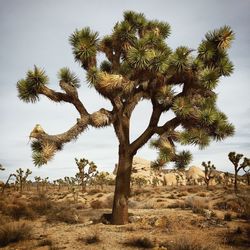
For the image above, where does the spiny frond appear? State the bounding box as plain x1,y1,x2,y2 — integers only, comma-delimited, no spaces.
199,108,217,125
174,150,192,169
179,128,211,149
198,40,216,61
69,27,99,66
127,44,155,70
205,25,235,49
100,60,112,73
113,21,137,45
17,66,48,103
123,11,146,30
145,20,171,38
155,85,174,107
17,79,39,103
217,57,234,76
31,140,43,153
199,67,219,89
168,46,193,73
86,67,99,86
172,97,193,118
57,67,80,88
212,121,235,141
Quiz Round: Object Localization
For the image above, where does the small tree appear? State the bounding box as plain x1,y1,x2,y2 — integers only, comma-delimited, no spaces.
34,176,41,193
202,161,216,188
17,11,235,224
13,168,32,194
228,152,250,192
75,158,98,192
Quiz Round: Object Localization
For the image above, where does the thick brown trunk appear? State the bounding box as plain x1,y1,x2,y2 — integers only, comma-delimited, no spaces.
111,146,133,225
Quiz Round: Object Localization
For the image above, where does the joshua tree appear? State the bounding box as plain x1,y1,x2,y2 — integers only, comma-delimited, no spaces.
228,152,250,192
13,168,32,194
17,11,235,224
93,172,109,189
75,158,98,191
34,176,41,192
202,161,216,188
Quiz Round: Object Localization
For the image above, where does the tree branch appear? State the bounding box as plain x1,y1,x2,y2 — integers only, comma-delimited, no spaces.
38,85,89,117
155,117,181,135
130,104,162,154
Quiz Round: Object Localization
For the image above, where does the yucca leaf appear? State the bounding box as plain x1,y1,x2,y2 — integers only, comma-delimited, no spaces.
58,67,80,88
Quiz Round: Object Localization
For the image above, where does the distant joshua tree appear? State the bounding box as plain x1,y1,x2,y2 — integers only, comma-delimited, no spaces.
75,158,98,191
13,168,32,194
228,152,250,192
17,11,235,224
202,161,216,188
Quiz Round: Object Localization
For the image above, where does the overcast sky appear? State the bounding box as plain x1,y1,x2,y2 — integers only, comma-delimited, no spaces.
0,0,249,181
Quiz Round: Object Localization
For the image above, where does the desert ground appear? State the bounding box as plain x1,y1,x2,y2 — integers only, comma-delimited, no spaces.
0,182,249,250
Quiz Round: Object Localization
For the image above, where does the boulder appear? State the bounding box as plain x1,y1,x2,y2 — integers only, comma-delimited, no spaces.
186,166,205,185
164,173,177,186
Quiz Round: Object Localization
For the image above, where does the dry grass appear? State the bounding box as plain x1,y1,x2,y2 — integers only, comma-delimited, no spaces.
0,220,32,247
78,230,101,245
160,234,219,250
46,205,79,224
123,236,155,248
223,226,250,247
2,199,35,220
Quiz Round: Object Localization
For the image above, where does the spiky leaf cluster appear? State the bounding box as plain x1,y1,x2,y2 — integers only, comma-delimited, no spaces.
58,67,80,88
69,27,99,69
17,66,48,103
174,150,192,170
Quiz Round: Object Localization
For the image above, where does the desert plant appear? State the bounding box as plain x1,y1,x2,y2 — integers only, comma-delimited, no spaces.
132,176,148,188
228,152,250,192
1,173,15,194
93,171,109,189
152,177,160,187
0,221,32,247
34,176,41,193
202,161,216,188
124,236,155,248
13,168,32,194
75,158,98,192
17,11,235,224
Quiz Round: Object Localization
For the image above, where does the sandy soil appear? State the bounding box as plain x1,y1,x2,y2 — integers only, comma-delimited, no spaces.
0,185,249,250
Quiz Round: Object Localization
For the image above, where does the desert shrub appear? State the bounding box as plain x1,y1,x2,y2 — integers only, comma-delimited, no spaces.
97,193,103,198
185,197,209,212
90,200,103,209
37,238,53,247
3,200,35,220
224,227,250,247
186,186,200,193
123,236,155,248
177,191,188,197
30,194,53,215
224,212,232,221
87,188,102,195
168,201,186,209
197,192,207,197
167,194,176,199
161,234,219,250
47,206,79,224
0,221,32,247
78,230,101,245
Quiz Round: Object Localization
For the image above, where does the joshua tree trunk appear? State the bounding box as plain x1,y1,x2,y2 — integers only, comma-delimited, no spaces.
111,145,133,225
234,169,238,192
